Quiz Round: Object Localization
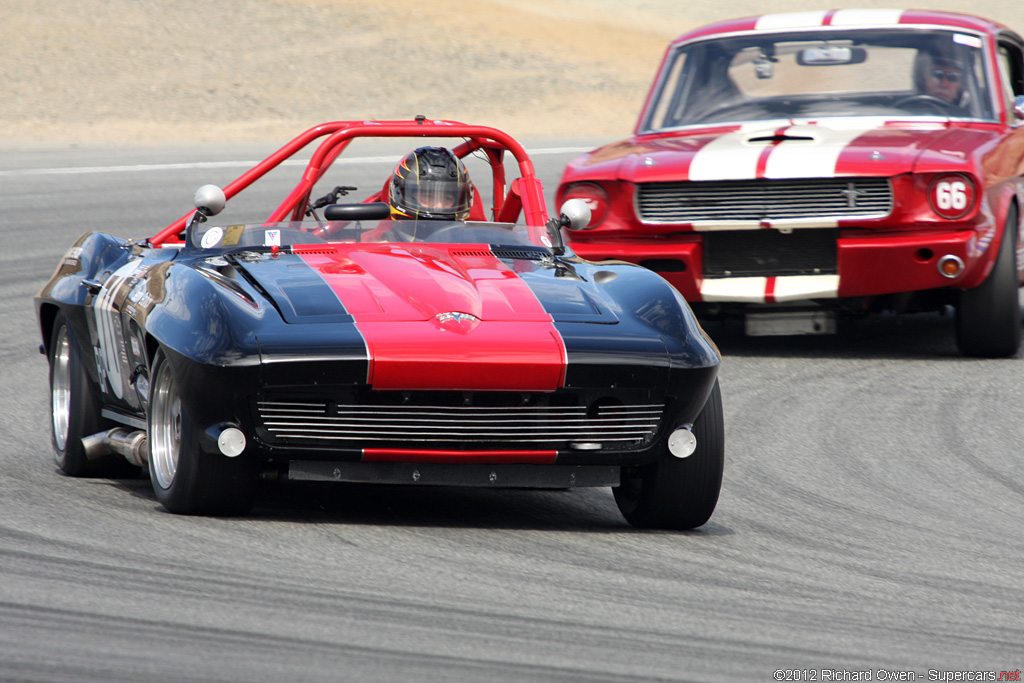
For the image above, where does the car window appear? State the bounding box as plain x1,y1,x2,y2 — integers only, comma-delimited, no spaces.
997,41,1024,115
728,43,914,97
643,28,995,130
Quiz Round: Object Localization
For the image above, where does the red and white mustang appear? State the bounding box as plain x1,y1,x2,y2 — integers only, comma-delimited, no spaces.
557,10,1024,356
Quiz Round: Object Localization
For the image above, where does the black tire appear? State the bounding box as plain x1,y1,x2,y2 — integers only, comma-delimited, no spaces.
147,349,256,515
956,207,1022,358
48,312,128,477
614,379,724,530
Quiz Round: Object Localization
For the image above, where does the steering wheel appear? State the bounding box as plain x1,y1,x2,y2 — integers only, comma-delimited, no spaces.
894,94,960,115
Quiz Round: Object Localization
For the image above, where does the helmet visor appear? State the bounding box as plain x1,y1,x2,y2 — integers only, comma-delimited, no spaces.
406,179,472,217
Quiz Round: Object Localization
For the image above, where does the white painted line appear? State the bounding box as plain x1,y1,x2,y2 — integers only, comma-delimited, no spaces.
0,147,592,178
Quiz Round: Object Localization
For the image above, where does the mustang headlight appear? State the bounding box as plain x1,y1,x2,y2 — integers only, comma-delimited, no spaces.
927,173,976,220
560,182,609,228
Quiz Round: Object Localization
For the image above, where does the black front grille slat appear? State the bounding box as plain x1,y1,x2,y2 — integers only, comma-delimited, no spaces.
704,229,838,277
637,178,892,223
256,399,666,450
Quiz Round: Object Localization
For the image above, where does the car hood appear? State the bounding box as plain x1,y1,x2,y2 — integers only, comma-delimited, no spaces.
236,243,634,392
569,118,994,183
237,243,619,325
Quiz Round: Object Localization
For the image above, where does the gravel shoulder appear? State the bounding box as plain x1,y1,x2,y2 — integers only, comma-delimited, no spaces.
2,0,1020,147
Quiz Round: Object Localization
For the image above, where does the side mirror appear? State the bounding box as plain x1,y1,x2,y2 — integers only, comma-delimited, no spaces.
183,185,227,240
559,198,593,231
194,185,226,217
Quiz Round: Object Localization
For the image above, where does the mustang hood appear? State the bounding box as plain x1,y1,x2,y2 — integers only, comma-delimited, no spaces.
238,243,630,391
576,118,989,183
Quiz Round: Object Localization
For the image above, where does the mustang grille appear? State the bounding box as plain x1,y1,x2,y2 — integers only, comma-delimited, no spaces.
704,229,838,277
636,178,892,223
257,400,665,449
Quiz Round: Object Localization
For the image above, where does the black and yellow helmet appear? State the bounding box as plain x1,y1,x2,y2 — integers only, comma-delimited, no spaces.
389,147,473,220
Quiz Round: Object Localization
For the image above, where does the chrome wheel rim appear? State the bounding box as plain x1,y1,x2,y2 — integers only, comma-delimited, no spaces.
51,326,71,451
149,360,181,490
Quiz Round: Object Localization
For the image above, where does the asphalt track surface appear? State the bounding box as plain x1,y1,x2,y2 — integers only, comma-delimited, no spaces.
1,142,1022,682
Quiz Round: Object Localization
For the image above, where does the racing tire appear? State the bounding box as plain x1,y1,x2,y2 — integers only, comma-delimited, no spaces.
147,349,256,515
956,206,1022,358
613,379,724,530
49,312,132,477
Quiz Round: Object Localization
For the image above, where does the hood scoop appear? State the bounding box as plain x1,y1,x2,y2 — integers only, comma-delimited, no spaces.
747,134,816,144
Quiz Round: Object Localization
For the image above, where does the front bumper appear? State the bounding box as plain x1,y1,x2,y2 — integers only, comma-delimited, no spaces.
567,226,993,303
288,460,621,488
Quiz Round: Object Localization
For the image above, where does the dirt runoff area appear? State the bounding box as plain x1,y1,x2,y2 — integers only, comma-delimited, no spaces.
2,0,1020,147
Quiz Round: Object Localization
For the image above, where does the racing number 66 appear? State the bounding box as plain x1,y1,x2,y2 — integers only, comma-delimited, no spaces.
935,180,967,211
929,173,976,219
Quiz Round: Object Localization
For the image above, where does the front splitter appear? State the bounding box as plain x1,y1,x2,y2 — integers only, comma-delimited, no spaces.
288,461,620,488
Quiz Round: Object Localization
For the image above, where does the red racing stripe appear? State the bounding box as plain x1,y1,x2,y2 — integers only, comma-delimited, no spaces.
297,244,567,391
755,125,791,180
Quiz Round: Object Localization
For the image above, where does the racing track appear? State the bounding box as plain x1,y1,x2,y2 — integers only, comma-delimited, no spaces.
1,143,1022,681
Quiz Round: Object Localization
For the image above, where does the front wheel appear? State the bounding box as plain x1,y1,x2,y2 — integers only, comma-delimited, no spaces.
148,349,256,515
614,379,724,530
956,207,1022,358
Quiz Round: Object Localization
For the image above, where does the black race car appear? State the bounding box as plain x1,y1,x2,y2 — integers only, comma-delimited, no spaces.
35,119,723,529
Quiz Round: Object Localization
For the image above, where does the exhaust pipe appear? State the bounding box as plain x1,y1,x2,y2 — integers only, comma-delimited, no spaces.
82,428,148,467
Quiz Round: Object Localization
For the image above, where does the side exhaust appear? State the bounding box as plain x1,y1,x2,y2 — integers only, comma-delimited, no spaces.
82,428,148,467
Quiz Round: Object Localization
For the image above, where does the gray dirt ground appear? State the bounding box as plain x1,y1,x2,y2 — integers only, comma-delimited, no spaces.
3,0,1019,147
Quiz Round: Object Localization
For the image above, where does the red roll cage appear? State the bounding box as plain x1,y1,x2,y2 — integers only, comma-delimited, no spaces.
150,119,550,247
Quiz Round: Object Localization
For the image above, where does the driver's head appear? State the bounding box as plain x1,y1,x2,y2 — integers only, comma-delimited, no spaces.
924,56,964,103
914,43,967,105
388,147,473,220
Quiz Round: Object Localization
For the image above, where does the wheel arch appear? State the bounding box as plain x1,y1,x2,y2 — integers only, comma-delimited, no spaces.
1007,195,1023,285
36,302,61,359
990,183,1020,252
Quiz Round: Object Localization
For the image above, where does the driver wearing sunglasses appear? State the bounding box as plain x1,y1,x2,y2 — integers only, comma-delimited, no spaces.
924,57,964,103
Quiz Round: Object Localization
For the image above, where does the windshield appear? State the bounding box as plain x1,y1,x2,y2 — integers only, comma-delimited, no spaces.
642,27,994,130
188,219,540,252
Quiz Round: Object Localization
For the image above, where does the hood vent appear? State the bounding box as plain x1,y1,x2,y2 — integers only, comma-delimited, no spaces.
491,247,549,260
451,247,549,261
746,134,815,144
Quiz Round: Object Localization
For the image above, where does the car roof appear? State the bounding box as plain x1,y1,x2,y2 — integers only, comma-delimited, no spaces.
670,10,1013,46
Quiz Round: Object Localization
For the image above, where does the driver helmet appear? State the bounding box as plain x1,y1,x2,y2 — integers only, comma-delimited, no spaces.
388,147,473,220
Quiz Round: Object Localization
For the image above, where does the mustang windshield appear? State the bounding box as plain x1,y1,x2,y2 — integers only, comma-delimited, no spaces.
188,220,539,251
643,27,994,131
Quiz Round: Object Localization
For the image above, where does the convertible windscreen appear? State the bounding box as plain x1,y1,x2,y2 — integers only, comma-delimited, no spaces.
189,219,538,251
643,27,994,130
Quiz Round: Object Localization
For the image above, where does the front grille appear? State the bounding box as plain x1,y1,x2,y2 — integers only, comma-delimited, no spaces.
257,398,665,450
704,229,837,277
636,177,892,223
